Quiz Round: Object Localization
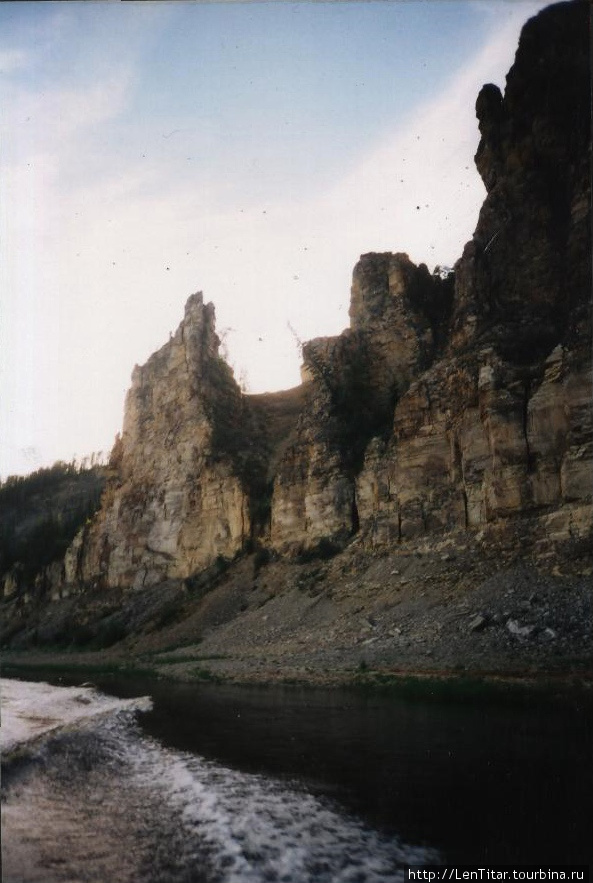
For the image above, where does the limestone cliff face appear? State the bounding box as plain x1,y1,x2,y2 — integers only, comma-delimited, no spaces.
62,0,591,592
355,0,591,547
274,0,591,553
70,294,251,590
270,255,453,551
355,336,592,547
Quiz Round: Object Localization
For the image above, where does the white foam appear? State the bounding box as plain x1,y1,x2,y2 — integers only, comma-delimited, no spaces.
2,678,438,881
126,729,439,882
0,677,151,756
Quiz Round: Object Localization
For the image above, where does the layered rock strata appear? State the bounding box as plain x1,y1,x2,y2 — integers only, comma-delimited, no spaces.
35,0,593,594
62,297,305,591
65,295,249,589
270,255,454,551
355,0,591,547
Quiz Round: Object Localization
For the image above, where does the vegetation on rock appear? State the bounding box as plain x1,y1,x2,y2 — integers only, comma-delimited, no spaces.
0,462,105,590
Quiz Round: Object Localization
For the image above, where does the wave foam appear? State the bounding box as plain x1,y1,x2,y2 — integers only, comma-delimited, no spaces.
2,679,438,882
0,677,151,756
126,725,438,881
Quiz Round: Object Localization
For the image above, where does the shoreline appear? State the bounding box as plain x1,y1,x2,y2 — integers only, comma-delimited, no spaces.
4,540,592,697
3,649,592,697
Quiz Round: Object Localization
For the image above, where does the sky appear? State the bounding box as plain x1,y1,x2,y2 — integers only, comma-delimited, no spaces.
1,0,551,479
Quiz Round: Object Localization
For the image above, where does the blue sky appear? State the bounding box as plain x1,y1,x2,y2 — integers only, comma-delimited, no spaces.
1,0,550,478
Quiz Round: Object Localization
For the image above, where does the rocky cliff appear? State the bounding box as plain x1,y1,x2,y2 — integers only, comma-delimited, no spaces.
2,1,591,670
57,295,306,592
275,0,591,554
32,0,593,589
271,255,455,551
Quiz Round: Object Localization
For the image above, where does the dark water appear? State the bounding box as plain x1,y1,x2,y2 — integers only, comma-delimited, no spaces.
135,680,593,867
8,670,593,869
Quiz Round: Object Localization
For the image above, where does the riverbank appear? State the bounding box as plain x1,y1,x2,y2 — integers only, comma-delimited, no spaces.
4,649,592,702
3,531,592,692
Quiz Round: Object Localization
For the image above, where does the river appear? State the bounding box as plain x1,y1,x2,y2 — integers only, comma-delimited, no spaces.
2,673,591,881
